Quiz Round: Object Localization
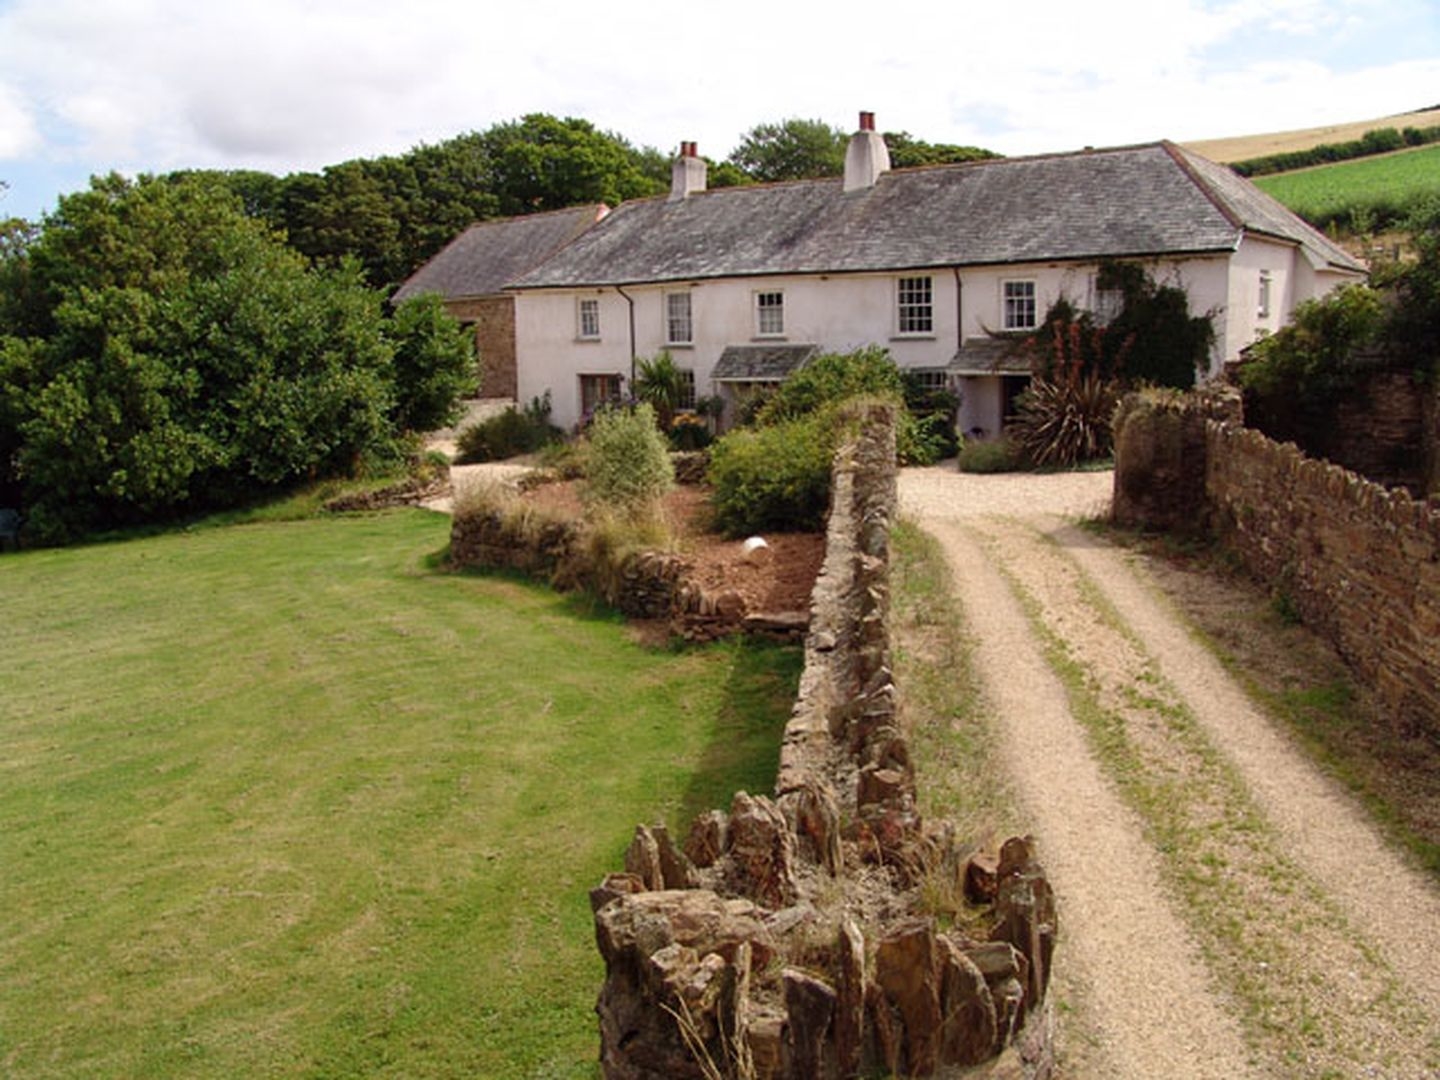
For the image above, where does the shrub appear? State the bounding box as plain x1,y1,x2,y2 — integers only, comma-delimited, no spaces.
583,403,674,513
667,412,713,451
385,293,478,433
707,412,835,535
957,438,1028,474
632,351,687,430
1007,372,1120,467
755,346,903,425
454,393,560,463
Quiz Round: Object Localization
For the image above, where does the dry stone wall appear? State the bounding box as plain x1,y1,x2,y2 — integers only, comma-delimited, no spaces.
590,403,1056,1079
1206,423,1440,734
1113,391,1440,738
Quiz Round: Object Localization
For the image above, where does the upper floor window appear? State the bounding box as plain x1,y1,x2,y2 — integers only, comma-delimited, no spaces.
1258,270,1272,319
1003,280,1037,331
666,291,693,345
755,291,784,336
897,276,933,334
577,297,600,340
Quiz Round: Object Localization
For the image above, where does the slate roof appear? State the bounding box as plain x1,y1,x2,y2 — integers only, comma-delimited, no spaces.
510,142,1362,289
393,204,607,302
711,344,821,382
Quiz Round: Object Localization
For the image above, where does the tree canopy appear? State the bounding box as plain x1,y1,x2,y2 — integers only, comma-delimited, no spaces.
0,173,473,543
727,118,849,182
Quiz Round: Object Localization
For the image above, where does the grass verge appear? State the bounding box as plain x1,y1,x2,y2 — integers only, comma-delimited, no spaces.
891,521,1021,853
0,510,800,1078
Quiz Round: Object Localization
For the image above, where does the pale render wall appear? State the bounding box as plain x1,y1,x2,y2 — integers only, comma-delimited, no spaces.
514,251,1350,431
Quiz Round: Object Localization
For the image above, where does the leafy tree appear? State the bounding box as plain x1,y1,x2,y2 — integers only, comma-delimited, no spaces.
480,114,666,216
728,119,847,182
1379,196,1440,365
0,174,409,543
882,131,999,168
385,293,477,433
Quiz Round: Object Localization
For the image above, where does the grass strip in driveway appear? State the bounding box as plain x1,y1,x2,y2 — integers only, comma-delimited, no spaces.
977,519,1432,1078
0,510,800,1078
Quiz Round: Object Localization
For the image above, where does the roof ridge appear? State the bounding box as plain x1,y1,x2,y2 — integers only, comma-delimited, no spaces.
1160,140,1243,230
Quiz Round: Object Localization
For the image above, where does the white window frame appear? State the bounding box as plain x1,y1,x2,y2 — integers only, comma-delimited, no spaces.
754,290,785,337
909,369,950,392
896,275,934,335
1258,270,1272,319
676,368,697,411
1002,279,1038,331
577,297,600,340
665,291,693,346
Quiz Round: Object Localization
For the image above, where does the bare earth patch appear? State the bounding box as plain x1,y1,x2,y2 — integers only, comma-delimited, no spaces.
443,464,825,619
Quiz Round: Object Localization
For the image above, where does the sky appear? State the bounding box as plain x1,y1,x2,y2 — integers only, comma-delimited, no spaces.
1,0,1438,222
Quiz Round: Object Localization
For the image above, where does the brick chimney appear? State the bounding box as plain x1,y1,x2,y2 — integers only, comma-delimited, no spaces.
669,141,707,201
843,111,890,192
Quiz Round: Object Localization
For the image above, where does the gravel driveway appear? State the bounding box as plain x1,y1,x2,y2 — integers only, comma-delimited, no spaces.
899,465,1440,1079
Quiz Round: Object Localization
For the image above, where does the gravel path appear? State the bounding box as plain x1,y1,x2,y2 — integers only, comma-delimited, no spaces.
898,465,1440,1078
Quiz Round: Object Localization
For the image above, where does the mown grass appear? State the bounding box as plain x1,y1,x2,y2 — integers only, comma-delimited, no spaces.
1255,143,1440,231
0,510,800,1078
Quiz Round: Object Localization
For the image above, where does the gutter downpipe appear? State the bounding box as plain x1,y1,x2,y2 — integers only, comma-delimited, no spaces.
951,267,963,355
616,284,637,390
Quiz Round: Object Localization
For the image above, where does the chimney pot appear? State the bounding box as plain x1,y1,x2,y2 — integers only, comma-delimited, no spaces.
859,111,875,132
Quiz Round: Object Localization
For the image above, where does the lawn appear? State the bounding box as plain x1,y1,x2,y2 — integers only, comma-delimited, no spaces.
0,510,801,1078
1254,143,1440,230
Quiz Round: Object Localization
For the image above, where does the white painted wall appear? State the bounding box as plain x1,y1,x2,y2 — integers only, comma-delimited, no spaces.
514,250,1362,431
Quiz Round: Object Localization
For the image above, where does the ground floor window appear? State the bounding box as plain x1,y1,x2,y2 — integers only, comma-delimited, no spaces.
580,373,624,417
676,368,696,411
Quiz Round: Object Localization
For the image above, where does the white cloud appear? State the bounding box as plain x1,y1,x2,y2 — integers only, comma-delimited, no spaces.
0,0,1434,220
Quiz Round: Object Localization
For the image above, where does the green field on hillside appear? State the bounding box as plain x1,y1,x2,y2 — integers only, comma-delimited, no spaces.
0,511,800,1078
1254,144,1440,231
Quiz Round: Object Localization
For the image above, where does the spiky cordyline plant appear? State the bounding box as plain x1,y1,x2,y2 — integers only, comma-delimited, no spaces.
1009,370,1120,467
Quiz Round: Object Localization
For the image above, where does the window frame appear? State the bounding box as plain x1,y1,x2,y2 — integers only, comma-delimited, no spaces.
577,297,601,340
580,373,624,417
1002,279,1038,332
1258,270,1272,319
896,275,934,336
754,290,785,337
665,291,694,346
676,368,697,411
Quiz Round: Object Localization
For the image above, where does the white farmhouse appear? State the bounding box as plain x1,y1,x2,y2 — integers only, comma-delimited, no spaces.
422,113,1366,435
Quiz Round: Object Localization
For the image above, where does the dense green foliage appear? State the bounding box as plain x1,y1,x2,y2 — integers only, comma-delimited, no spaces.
1231,125,1433,177
185,115,668,288
882,131,1000,168
583,403,674,512
453,394,562,464
708,412,836,535
1004,263,1212,466
755,346,902,423
0,174,471,543
728,118,848,182
1255,144,1440,235
385,292,480,432
632,350,687,429
0,510,800,1077
1240,200,1440,458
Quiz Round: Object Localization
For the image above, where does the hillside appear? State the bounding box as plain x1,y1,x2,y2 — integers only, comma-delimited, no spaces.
1183,106,1440,164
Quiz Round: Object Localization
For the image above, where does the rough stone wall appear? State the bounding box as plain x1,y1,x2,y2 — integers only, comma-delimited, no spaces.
443,295,516,400
1112,387,1240,535
1205,422,1440,736
591,403,1056,1079
448,502,802,640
